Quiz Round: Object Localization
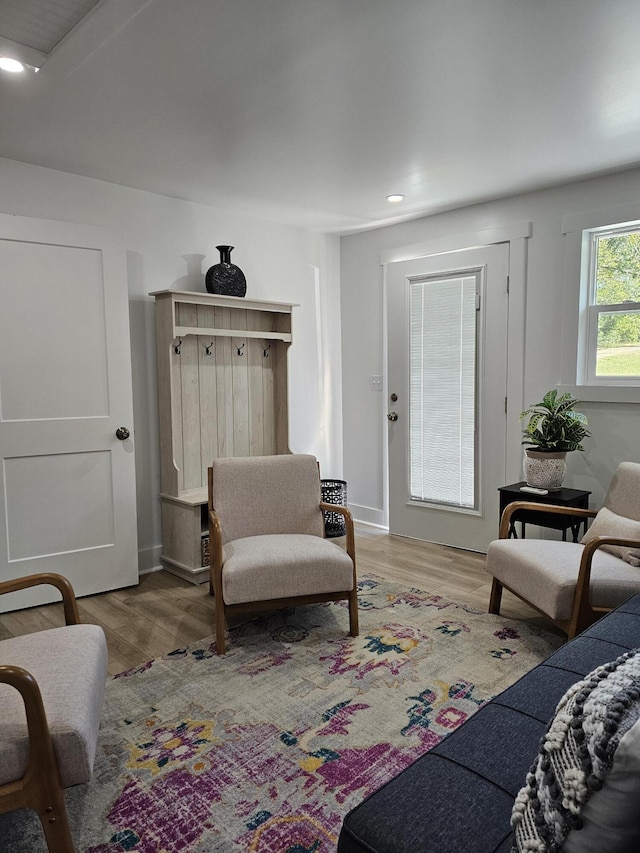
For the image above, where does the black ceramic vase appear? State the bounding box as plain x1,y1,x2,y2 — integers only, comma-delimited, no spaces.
205,245,247,297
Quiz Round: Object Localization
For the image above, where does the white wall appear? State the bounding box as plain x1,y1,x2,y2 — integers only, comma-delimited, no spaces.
0,157,343,574
341,168,640,528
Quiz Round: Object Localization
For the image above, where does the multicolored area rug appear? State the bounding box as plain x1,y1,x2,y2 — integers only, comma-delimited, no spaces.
2,575,562,852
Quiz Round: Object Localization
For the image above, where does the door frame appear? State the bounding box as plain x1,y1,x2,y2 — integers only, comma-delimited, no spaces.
380,221,532,530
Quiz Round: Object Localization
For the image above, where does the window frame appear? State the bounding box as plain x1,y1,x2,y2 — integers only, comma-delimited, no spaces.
582,223,640,387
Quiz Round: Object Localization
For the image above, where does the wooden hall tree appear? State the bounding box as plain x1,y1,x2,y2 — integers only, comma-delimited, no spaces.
151,290,295,583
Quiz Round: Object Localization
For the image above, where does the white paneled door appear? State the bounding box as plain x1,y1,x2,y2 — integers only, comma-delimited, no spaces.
386,244,509,552
0,214,138,611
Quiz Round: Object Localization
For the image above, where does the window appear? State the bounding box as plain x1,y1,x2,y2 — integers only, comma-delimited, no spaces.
582,223,640,386
409,272,479,509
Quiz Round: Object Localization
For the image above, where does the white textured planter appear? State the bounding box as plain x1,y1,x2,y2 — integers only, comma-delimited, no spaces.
523,450,567,491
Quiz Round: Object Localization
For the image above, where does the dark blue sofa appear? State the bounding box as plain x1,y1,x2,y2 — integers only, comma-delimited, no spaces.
338,594,640,853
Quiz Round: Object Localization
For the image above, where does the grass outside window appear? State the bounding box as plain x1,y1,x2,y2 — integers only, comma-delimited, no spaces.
596,345,640,377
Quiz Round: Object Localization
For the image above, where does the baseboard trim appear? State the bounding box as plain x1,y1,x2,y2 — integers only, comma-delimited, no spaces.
349,503,386,528
138,545,163,576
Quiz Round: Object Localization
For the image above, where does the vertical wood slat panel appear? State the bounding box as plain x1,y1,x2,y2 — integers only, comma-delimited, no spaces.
156,293,294,485
262,318,276,455
274,313,292,453
178,304,201,490
214,307,234,457
247,311,265,456
231,308,249,457
170,304,186,491
274,341,290,453
197,304,218,482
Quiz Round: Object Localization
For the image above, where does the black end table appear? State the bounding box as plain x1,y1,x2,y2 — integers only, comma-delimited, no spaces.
498,482,591,542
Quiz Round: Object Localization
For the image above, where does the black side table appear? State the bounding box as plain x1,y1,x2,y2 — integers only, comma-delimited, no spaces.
498,482,591,542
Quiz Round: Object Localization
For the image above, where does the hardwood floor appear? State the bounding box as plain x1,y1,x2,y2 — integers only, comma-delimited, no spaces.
0,525,548,675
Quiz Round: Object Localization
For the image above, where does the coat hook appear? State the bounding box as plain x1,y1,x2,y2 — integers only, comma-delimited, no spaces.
205,342,214,356
174,338,182,355
263,344,271,358
236,342,245,356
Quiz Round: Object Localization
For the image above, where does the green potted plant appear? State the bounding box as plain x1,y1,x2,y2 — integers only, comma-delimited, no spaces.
520,390,590,490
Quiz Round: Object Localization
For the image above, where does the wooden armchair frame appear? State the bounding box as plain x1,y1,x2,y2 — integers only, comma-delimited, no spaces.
207,467,359,655
0,573,81,853
489,501,640,638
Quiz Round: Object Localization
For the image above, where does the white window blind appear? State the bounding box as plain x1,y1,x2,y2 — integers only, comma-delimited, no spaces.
409,273,478,508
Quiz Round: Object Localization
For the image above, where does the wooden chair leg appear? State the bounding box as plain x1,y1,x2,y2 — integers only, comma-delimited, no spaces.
489,578,503,614
36,782,75,853
348,588,359,637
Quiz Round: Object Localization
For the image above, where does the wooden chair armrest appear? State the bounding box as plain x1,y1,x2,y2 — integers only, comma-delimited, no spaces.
320,501,353,520
569,535,640,636
499,501,597,539
583,535,640,553
0,573,80,626
320,502,356,565
0,665,58,807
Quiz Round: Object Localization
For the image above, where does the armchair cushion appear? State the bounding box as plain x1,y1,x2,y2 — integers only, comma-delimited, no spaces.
486,539,640,621
211,454,325,544
604,461,640,522
581,506,640,567
0,623,107,787
222,533,354,605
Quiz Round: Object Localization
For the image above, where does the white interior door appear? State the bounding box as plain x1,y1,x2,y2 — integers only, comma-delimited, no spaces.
386,244,509,551
0,214,138,611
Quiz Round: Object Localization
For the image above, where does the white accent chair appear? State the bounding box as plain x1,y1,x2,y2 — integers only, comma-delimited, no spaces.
486,462,640,638
0,573,108,852
208,454,359,654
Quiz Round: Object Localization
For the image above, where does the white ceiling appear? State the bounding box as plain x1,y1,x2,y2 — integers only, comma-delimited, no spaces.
2,0,640,234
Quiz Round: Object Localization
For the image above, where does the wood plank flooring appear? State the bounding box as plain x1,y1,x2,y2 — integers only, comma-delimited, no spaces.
0,525,549,675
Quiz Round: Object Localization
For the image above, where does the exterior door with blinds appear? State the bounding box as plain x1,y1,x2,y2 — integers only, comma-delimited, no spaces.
386,244,509,551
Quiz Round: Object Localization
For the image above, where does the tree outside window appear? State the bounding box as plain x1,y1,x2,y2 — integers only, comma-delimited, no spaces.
588,227,640,381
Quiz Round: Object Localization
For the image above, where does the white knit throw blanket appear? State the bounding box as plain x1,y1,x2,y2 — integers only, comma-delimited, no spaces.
511,648,640,852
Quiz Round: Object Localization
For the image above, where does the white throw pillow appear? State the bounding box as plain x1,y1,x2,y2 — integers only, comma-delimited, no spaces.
581,506,640,567
564,717,640,852
511,649,640,852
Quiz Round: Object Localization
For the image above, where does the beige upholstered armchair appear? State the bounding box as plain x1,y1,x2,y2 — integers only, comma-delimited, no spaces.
486,462,640,639
207,454,359,654
0,572,108,852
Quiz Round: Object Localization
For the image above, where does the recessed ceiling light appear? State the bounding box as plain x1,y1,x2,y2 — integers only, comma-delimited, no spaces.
0,57,25,73
386,194,405,203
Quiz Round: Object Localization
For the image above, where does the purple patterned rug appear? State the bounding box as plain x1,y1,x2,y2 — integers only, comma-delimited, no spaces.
1,575,561,851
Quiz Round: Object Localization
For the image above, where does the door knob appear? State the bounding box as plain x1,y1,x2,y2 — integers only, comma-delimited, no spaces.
115,427,130,440
387,412,398,422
